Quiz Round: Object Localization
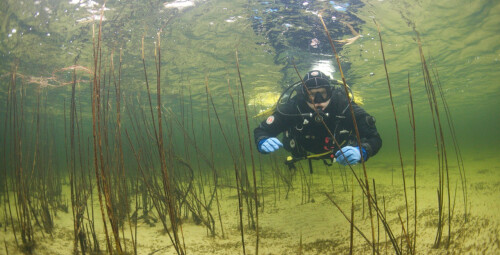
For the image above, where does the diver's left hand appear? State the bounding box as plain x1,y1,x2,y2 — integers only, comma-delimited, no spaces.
335,146,366,166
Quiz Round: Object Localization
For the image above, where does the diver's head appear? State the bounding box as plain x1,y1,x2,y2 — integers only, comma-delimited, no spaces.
302,70,332,110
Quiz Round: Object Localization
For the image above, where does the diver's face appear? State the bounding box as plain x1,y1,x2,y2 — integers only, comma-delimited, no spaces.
306,87,331,110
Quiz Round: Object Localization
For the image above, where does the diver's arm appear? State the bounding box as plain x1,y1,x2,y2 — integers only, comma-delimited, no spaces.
253,105,297,152
254,101,299,143
254,113,286,146
351,104,382,159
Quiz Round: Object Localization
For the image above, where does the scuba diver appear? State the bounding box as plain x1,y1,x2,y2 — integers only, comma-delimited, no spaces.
254,70,382,170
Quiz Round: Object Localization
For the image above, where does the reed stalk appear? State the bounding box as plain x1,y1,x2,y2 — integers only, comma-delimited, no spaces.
124,128,170,233
154,31,185,255
208,74,247,239
227,76,248,255
86,135,100,252
314,15,406,254
325,193,375,251
69,68,86,254
319,14,376,253
235,50,259,255
188,83,216,234
91,14,113,253
135,37,173,238
4,68,19,247
161,105,223,237
114,48,137,253
228,74,254,229
407,72,417,254
204,75,225,238
141,36,160,148
433,68,467,222
373,179,381,254
373,19,411,250
349,176,354,255
188,83,207,203
397,213,412,252
414,30,452,248
12,67,36,251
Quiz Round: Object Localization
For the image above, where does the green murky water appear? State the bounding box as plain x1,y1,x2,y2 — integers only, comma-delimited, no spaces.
1,0,499,254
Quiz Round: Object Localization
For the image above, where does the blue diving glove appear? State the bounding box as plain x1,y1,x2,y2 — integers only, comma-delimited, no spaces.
335,146,367,166
258,137,283,153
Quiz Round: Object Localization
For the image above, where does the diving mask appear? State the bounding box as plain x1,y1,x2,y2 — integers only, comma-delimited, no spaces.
306,87,332,104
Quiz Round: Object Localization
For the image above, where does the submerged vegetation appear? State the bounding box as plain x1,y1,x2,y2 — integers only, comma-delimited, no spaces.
1,0,498,254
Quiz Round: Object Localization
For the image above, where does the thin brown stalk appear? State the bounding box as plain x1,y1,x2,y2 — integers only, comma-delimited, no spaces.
397,213,413,254
325,193,376,252
373,18,410,245
228,75,254,229
415,31,451,248
319,15,376,253
373,179,381,254
124,128,172,235
235,50,259,255
204,75,225,238
155,31,184,255
141,35,160,147
407,72,417,254
208,76,247,239
70,68,86,253
227,77,247,255
4,68,19,247
433,68,467,222
13,64,35,250
349,176,354,255
115,48,136,253
91,13,113,253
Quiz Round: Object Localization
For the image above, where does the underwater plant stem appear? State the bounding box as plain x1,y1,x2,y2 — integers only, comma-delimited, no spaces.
319,14,376,253
187,83,217,235
373,179,381,254
91,17,113,254
228,76,254,229
204,75,225,238
350,176,354,255
115,48,136,253
208,77,245,235
124,127,171,235
415,30,451,248
373,19,410,245
155,32,184,255
235,50,259,255
227,77,247,255
397,213,413,254
407,72,417,254
316,15,401,255
69,69,84,253
325,193,376,252
15,65,36,247
134,176,139,255
5,68,19,247
141,36,160,149
433,69,467,222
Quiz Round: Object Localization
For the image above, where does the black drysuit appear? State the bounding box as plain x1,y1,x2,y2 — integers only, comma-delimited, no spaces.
254,87,382,160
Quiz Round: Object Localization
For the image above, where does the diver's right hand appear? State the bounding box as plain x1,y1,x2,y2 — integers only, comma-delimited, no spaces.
258,137,283,153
